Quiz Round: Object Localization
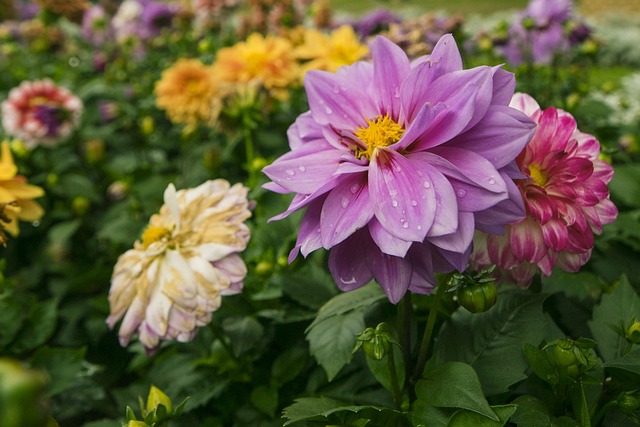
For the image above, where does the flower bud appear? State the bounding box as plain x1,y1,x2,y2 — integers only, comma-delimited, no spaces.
72,196,90,216
457,282,497,313
140,116,154,136
146,385,173,415
255,260,273,277
126,421,150,427
353,323,394,361
617,391,640,413
0,358,50,427
84,139,105,164
251,157,268,173
625,321,640,344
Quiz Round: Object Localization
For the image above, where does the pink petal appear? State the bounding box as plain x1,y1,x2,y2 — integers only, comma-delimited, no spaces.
541,218,569,251
510,92,541,116
369,149,436,242
371,36,411,119
510,217,548,263
368,217,412,257
320,174,374,248
287,111,323,149
328,230,373,291
490,66,516,106
429,211,474,253
370,249,413,304
288,197,325,262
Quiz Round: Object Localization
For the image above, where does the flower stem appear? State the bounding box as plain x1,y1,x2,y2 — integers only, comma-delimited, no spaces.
244,125,257,190
387,346,403,411
398,293,413,386
411,280,447,386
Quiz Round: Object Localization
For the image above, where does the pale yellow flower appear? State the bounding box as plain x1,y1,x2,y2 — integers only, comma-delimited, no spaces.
211,33,299,101
107,180,251,353
0,141,44,236
155,58,222,128
294,25,369,75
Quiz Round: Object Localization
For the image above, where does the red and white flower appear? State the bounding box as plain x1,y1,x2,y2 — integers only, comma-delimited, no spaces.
471,92,618,286
1,79,83,149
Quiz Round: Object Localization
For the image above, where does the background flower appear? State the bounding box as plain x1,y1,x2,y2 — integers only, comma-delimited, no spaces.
294,25,369,74
471,92,618,286
0,141,44,236
107,180,251,353
155,58,222,128
264,34,535,302
1,79,83,149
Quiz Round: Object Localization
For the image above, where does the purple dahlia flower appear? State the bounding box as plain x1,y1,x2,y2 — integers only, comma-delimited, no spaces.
263,34,536,303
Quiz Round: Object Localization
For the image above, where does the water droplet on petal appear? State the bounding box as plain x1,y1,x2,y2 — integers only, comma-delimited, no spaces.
423,181,431,189
325,106,333,114
340,196,349,208
456,189,467,198
393,87,400,98
417,225,422,230
391,200,398,207
402,222,409,229
285,169,295,176
489,179,496,185
410,200,418,207
316,227,321,233
350,184,359,194
298,165,306,172
332,85,340,93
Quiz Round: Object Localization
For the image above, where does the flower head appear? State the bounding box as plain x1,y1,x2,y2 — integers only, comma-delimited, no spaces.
1,79,83,149
263,34,536,303
470,93,618,286
351,8,402,38
211,33,299,101
107,180,251,353
34,0,88,23
81,5,112,46
294,25,369,74
155,58,222,128
0,141,44,236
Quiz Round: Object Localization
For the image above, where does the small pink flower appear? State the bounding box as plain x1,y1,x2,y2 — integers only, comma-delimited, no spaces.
471,92,618,286
1,79,83,149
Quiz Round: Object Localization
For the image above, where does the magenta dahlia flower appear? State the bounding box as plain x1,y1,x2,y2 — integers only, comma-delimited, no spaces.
263,34,536,303
1,79,83,149
470,93,618,286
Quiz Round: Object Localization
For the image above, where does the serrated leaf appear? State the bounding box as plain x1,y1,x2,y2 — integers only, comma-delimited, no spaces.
602,349,640,375
447,404,517,427
366,344,405,394
281,397,380,426
589,275,640,361
10,299,58,352
307,282,385,330
250,385,278,418
306,309,365,380
522,343,557,385
434,291,549,395
411,401,450,427
510,395,553,427
222,316,264,356
415,362,498,421
271,346,308,387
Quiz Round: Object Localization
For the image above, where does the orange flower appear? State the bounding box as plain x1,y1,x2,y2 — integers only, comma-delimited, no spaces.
212,33,299,101
0,142,44,236
155,58,222,128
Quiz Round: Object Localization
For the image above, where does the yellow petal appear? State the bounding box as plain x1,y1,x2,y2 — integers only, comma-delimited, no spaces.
16,199,44,222
2,180,45,199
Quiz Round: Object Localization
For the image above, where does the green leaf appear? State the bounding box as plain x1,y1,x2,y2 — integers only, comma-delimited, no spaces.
281,397,381,426
434,291,549,395
411,402,450,427
415,362,498,421
250,385,278,418
11,299,58,352
589,275,640,361
271,346,308,387
222,316,264,356
522,343,557,385
448,405,517,427
569,382,591,427
602,348,640,375
29,346,86,396
279,263,338,309
307,282,385,330
306,283,385,380
510,395,553,427
48,220,82,245
609,164,640,208
306,309,365,380
365,344,405,394
542,270,606,301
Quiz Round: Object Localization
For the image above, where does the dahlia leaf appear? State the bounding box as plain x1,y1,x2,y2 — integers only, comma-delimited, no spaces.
447,404,517,426
602,349,640,375
589,275,640,362
434,291,549,395
282,397,382,426
415,361,499,421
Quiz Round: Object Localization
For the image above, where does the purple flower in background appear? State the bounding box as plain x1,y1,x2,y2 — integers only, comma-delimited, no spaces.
500,0,584,66
351,8,402,38
82,5,111,46
140,0,177,37
112,0,177,43
263,34,536,303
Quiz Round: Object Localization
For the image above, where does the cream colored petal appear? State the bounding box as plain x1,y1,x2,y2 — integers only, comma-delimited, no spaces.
163,183,181,233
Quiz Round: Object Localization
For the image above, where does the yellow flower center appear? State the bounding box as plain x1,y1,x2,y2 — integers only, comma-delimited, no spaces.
528,163,548,187
141,225,172,249
353,115,405,160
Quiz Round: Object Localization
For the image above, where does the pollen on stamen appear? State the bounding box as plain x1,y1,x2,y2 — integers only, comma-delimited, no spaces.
353,114,404,160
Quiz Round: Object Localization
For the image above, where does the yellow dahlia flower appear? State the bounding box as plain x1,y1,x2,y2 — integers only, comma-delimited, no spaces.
155,58,222,128
0,141,44,236
211,33,299,101
107,180,251,353
294,25,369,74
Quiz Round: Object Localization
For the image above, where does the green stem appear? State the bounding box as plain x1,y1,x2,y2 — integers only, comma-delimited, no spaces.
387,346,403,411
243,118,258,190
398,293,413,387
411,281,447,386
